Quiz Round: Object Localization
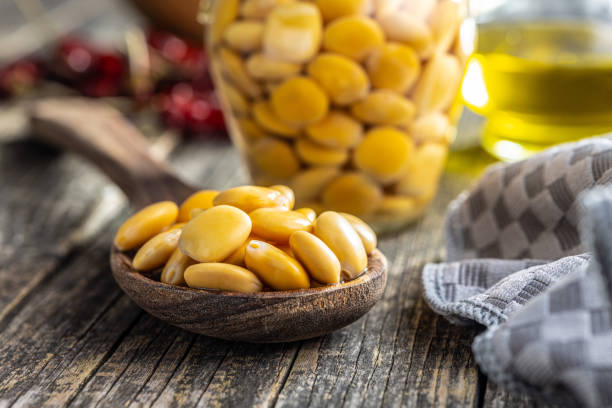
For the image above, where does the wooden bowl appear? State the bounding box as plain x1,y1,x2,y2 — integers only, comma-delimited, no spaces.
31,98,389,343
111,248,387,343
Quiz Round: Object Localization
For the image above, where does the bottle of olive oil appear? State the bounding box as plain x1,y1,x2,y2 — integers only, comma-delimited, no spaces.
461,21,612,161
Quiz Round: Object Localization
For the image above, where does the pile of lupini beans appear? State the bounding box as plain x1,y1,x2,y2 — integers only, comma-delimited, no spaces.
208,0,468,230
114,185,377,293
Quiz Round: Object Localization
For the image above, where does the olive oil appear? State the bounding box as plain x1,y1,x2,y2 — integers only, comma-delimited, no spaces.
461,22,612,161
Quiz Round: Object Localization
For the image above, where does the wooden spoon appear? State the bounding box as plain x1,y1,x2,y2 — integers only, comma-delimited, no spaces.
30,98,388,343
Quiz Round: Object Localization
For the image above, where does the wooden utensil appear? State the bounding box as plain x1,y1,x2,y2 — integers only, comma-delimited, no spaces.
29,98,388,343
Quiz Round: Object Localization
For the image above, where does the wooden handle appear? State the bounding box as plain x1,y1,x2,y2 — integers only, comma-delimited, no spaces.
30,98,196,209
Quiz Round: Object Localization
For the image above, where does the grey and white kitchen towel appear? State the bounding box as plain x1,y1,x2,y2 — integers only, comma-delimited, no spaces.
422,137,612,407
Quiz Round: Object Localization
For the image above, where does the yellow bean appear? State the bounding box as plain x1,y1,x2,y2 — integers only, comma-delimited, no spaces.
238,118,268,142
250,208,312,243
271,77,329,127
322,172,382,216
295,207,317,223
306,111,363,149
249,138,301,181
253,100,299,137
269,185,295,210
179,205,252,263
178,190,220,222
339,212,377,254
315,0,370,22
211,0,239,45
114,201,178,251
213,185,290,213
413,53,462,114
290,167,340,204
189,208,205,220
245,240,310,290
218,47,263,98
403,0,436,20
367,43,420,94
354,127,415,184
246,53,302,81
184,263,263,293
396,143,448,199
307,53,370,105
223,20,264,53
161,222,186,233
300,201,325,216
296,138,348,167
241,0,292,19
430,0,463,54
263,3,322,64
378,12,434,58
224,234,265,266
323,16,385,62
221,81,251,116
290,230,341,284
161,248,196,286
409,113,452,144
133,228,182,271
313,211,367,280
351,90,416,127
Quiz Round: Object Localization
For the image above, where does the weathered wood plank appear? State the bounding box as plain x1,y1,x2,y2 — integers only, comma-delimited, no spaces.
0,138,521,407
0,141,125,322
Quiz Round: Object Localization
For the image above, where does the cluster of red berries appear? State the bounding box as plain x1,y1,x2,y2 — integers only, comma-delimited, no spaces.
0,28,226,136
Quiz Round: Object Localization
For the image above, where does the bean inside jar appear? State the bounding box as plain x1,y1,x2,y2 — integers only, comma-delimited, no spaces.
207,0,468,232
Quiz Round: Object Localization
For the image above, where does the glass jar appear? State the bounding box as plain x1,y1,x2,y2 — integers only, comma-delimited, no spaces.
205,0,468,232
462,0,612,161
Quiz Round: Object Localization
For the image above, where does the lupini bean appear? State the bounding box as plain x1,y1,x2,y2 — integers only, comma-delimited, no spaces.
295,138,349,167
184,263,263,293
263,2,322,63
353,127,415,184
133,228,182,271
322,172,382,216
323,16,385,62
351,90,416,127
179,205,252,263
290,231,341,284
313,211,367,280
161,248,195,286
213,185,290,213
307,53,370,106
114,201,178,251
245,240,310,290
223,20,265,53
306,111,363,149
271,77,329,127
339,213,377,254
270,185,295,210
178,190,219,222
250,208,312,242
295,207,317,223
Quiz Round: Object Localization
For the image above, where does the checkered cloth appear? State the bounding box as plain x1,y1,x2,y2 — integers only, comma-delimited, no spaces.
422,137,612,407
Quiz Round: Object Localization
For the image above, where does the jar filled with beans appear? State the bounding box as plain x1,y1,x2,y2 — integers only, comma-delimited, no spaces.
205,0,469,232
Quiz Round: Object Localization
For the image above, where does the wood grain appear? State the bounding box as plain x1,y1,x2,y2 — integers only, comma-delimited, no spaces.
0,137,544,407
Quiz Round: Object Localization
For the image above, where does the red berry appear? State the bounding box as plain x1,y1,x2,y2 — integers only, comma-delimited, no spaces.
58,37,95,74
80,76,120,97
96,53,124,78
0,60,41,96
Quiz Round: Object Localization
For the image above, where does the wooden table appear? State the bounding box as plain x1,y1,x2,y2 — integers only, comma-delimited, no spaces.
0,135,546,407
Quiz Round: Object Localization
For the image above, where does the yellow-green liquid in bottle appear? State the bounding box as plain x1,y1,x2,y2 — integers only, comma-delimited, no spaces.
461,21,612,161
